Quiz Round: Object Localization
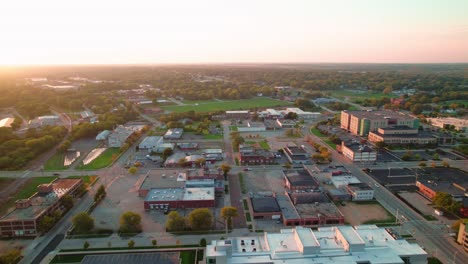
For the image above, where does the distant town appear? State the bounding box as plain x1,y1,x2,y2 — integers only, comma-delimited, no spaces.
0,65,467,264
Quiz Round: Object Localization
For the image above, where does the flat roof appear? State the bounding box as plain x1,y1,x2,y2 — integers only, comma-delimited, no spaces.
81,252,180,264
251,197,281,213
139,170,185,191
139,136,162,146
276,194,299,220
145,187,215,202
347,183,373,191
1,178,81,221
337,226,365,245
343,142,374,152
283,170,318,187
417,167,468,191
226,110,249,114
285,146,307,154
294,202,343,219
343,110,416,120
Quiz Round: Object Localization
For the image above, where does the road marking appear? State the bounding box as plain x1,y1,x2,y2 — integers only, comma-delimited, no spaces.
21,170,32,178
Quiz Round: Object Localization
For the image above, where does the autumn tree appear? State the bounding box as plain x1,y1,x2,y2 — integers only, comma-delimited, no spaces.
188,208,213,230
119,211,142,233
72,212,94,234
221,206,238,230
220,164,232,178
166,211,186,231
128,166,138,174
94,185,106,202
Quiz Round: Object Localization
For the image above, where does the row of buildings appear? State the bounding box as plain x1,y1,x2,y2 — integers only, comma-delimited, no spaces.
237,144,311,166
224,108,321,121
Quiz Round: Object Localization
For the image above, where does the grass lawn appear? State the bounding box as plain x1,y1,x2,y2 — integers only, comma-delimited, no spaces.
259,141,270,150
77,148,120,170
50,255,85,263
0,177,57,214
310,127,326,137
203,134,223,140
162,97,292,113
180,250,196,264
323,139,337,149
44,152,67,171
229,126,238,131
67,175,98,187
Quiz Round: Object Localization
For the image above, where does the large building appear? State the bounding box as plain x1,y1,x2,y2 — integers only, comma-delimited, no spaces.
341,110,419,136
346,183,374,201
284,107,320,120
28,115,61,128
428,117,468,132
283,169,319,191
108,125,145,148
368,126,436,145
237,122,266,132
225,110,250,119
164,128,184,139
0,178,83,238
239,147,275,165
283,145,310,165
339,141,377,162
416,168,468,202
206,225,427,264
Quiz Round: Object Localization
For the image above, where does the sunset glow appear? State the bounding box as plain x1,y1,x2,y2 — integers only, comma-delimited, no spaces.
1,0,467,65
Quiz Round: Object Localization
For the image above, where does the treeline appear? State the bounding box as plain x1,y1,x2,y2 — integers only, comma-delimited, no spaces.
0,126,68,170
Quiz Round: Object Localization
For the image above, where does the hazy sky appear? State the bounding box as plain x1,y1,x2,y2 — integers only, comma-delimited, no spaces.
1,0,467,65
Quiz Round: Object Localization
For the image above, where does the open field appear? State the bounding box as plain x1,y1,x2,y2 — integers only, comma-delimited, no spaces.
330,90,398,100
0,177,57,214
338,201,394,226
78,148,120,170
67,175,99,187
203,134,223,140
161,97,292,113
44,152,67,170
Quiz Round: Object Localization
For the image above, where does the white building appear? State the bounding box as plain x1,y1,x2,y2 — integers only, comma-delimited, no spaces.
283,108,321,120
237,122,266,132
340,141,377,162
139,136,163,150
96,130,111,141
206,225,427,264
346,183,375,201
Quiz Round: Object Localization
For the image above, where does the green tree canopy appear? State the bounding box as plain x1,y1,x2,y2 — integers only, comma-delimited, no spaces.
166,211,186,231
119,211,142,234
188,208,213,230
72,212,94,234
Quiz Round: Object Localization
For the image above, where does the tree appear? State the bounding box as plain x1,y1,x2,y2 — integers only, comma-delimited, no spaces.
442,161,450,168
37,215,55,233
72,212,94,234
220,164,232,178
119,211,142,234
0,249,21,264
194,158,206,167
433,192,461,214
188,208,213,230
152,239,157,247
374,141,386,151
418,161,426,167
94,185,106,202
221,206,238,231
58,140,71,152
128,240,135,248
83,241,90,250
162,147,174,160
284,112,298,120
128,166,138,174
166,211,186,231
60,194,74,211
199,238,207,247
383,86,393,94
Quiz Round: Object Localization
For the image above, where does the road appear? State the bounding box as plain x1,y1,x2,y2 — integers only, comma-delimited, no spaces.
302,126,468,264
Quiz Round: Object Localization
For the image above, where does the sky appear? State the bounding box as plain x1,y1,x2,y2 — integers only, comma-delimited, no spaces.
0,0,467,65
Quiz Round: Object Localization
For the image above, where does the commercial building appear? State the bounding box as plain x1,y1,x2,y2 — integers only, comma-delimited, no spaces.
346,183,374,201
249,195,282,220
427,117,468,132
0,178,83,238
28,115,61,128
206,225,427,264
239,149,275,165
177,142,199,151
225,110,250,119
284,108,320,120
339,141,377,162
258,109,283,119
276,192,344,227
368,126,436,145
340,110,419,136
283,169,319,191
276,119,296,128
283,145,310,165
237,122,266,132
107,125,136,148
96,130,111,141
164,128,184,139
139,136,163,150
144,187,215,210
456,221,468,252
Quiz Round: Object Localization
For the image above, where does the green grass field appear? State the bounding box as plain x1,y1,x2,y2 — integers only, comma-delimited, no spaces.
310,127,326,137
0,177,57,214
323,139,337,149
204,134,223,140
77,148,120,170
44,152,67,171
259,141,270,150
180,250,196,264
161,97,292,113
330,90,398,100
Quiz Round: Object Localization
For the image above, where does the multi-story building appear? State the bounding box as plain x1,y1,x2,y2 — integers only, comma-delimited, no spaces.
346,183,374,201
283,108,320,120
427,117,468,132
206,225,427,264
339,141,376,162
239,149,275,165
283,169,319,191
368,126,437,145
456,221,468,252
0,179,83,238
341,110,419,136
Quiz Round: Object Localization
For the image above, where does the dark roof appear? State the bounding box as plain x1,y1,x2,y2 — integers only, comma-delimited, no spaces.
251,197,281,213
81,252,180,264
283,170,318,187
289,192,327,204
347,183,373,191
343,142,373,152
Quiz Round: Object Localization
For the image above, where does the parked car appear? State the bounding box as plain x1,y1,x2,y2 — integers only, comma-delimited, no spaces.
243,167,252,171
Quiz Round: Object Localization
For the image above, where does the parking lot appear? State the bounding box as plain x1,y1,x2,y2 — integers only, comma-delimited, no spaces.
337,202,393,226
398,191,434,216
242,168,285,194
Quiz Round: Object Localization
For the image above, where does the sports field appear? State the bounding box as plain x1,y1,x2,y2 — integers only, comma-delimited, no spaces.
161,97,292,113
330,90,398,100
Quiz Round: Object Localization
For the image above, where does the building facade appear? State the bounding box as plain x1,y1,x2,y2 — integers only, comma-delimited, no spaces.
340,141,377,162
368,126,436,145
456,221,468,252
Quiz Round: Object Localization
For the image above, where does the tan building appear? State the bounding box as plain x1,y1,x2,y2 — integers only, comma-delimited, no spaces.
340,141,377,162
456,221,468,252
368,126,437,145
341,110,419,136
